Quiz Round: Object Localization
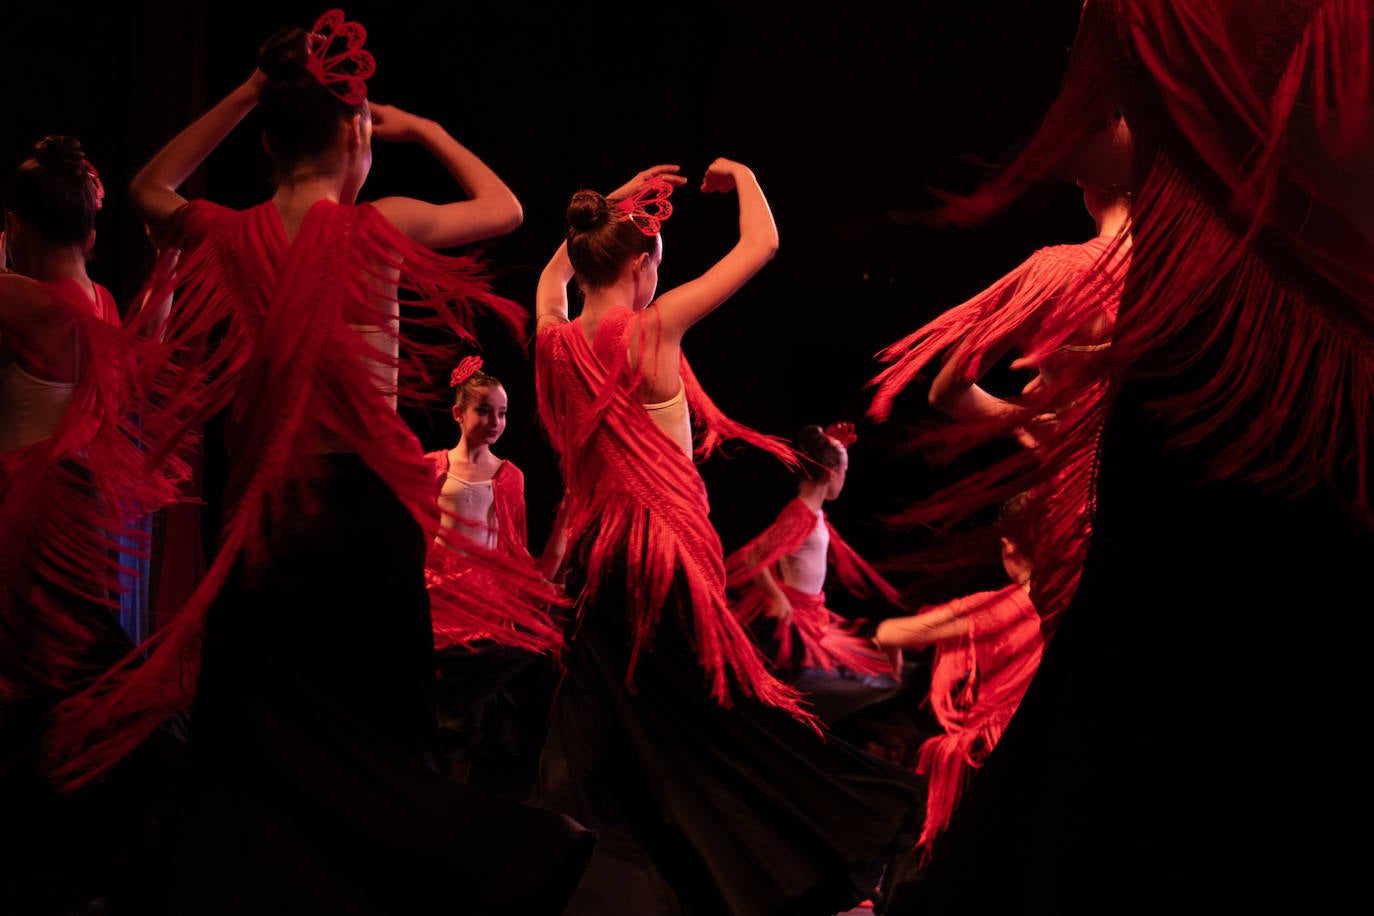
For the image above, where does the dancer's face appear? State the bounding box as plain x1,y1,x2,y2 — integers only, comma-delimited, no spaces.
455,384,508,448
824,442,849,500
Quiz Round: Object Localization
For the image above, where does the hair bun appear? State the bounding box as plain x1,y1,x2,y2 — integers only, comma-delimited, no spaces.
796,425,828,450
257,26,311,81
567,190,610,233
34,135,85,173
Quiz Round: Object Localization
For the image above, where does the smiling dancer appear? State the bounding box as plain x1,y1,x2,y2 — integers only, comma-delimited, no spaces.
424,355,564,788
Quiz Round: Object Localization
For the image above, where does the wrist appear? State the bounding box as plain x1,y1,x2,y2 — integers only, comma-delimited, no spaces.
411,117,446,146
234,76,264,105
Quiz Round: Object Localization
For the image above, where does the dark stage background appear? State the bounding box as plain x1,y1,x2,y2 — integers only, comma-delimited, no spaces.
5,1,1092,608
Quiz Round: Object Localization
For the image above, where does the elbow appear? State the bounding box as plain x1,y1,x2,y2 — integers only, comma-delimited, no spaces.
748,234,780,266
928,379,953,411
127,178,153,222
499,196,524,235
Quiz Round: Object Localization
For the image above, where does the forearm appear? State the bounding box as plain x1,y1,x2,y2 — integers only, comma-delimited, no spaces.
875,607,968,649
536,243,575,324
930,381,1019,425
730,165,780,258
413,120,521,230
755,567,786,601
130,78,261,225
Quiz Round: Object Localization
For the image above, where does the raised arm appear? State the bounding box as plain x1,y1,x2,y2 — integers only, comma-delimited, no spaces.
650,158,779,342
129,72,266,232
535,242,574,329
369,104,522,250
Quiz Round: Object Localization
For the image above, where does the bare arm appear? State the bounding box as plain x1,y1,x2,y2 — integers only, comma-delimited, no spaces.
744,542,794,622
650,158,779,343
873,600,973,651
535,165,690,329
129,72,266,231
535,242,574,329
537,496,572,581
369,105,522,249
126,248,181,342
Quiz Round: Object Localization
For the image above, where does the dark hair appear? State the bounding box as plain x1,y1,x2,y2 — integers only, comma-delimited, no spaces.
256,26,368,177
5,136,102,247
997,489,1034,551
453,370,503,412
795,425,845,482
564,190,657,289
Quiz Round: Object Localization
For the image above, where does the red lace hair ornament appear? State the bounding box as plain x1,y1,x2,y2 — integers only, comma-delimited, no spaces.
306,9,375,105
613,177,675,236
823,421,857,447
449,355,484,388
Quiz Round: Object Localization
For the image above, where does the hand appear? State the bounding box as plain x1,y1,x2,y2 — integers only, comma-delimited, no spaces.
767,593,794,623
607,164,688,201
700,157,748,194
243,68,268,98
369,103,428,144
1013,412,1057,450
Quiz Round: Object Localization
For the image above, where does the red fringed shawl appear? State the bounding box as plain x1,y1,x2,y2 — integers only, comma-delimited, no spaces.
912,584,1043,861
869,237,1128,629
45,199,529,791
725,498,904,677
1,281,184,708
424,452,564,654
534,306,814,723
932,0,1374,521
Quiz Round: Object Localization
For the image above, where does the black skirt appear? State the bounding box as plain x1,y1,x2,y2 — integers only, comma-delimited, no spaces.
882,386,1374,913
536,544,924,916
159,455,593,915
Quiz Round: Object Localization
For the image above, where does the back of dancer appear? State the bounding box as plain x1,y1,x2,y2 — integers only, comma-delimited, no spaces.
533,162,923,915
43,11,592,914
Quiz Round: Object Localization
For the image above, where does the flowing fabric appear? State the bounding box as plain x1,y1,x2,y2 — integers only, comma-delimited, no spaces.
535,306,810,719
44,198,527,788
1,279,188,914
424,452,565,654
908,585,1042,859
869,236,1128,632
1,280,184,709
36,196,594,910
883,3,1374,911
725,497,902,677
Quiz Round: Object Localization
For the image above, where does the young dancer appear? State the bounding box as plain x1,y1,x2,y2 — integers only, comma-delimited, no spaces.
870,491,1043,896
46,11,591,913
725,421,904,724
0,135,185,915
425,355,563,789
534,162,922,915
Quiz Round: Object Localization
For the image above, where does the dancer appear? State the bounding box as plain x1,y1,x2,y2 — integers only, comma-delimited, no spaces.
886,1,1374,911
870,491,1042,893
870,178,1130,633
1,136,185,915
534,161,922,915
725,421,903,725
46,11,591,914
425,354,563,789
